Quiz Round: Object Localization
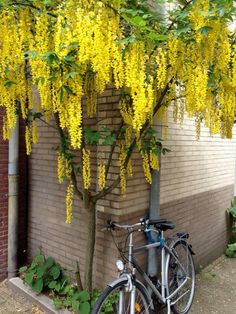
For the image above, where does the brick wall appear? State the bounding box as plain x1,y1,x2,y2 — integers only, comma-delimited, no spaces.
0,110,8,280
27,97,236,288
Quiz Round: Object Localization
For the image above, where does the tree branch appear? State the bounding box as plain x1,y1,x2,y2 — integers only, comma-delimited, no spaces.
93,80,172,202
105,120,124,179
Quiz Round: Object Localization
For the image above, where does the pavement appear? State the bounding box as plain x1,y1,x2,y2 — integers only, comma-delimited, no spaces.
0,255,235,313
190,255,236,314
0,280,43,314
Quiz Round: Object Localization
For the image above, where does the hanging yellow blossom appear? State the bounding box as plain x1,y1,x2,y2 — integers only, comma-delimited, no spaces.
25,126,31,155
150,152,159,171
119,144,127,194
141,152,152,184
156,48,167,89
65,182,74,224
82,149,91,189
98,163,106,189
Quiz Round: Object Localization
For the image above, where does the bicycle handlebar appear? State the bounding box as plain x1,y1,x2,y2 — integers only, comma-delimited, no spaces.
102,218,174,232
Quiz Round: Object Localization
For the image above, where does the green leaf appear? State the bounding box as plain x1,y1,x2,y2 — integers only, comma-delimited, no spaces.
65,71,78,79
176,27,191,36
79,301,90,314
62,85,76,96
19,266,27,273
48,280,57,289
197,25,213,36
72,300,80,312
64,56,80,69
53,297,63,309
24,272,34,285
42,52,59,65
117,36,138,45
78,291,90,302
33,254,45,265
50,264,61,280
148,33,169,42
63,299,72,307
102,135,116,145
4,80,16,87
227,206,236,219
44,256,54,269
25,50,39,59
32,278,44,294
36,266,46,278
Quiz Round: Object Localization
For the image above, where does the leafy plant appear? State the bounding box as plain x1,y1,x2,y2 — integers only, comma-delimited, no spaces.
19,254,61,294
225,199,236,257
19,254,91,314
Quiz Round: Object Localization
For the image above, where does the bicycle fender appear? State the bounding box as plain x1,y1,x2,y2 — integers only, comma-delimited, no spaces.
107,275,151,303
170,237,195,255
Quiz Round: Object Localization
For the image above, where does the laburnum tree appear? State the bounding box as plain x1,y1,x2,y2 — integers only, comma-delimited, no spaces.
0,0,236,291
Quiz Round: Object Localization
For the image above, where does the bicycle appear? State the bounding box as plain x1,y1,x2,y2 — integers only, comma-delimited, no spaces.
92,218,195,314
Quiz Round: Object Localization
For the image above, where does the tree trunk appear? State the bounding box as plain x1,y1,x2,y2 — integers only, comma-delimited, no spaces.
84,200,96,292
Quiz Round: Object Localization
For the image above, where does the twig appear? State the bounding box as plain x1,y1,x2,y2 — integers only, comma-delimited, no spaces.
93,80,172,202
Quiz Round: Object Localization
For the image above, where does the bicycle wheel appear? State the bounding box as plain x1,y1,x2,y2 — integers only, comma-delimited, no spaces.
166,240,195,314
92,278,151,314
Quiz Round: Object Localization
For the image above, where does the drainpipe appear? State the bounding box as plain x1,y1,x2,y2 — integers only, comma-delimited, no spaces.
148,1,167,278
8,117,19,278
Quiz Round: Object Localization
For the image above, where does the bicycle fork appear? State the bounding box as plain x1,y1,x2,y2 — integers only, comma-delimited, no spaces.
118,278,136,314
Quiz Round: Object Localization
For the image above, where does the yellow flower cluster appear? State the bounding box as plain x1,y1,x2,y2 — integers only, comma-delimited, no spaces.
66,182,74,224
119,144,127,194
98,164,106,189
57,153,72,184
150,152,159,171
141,152,152,184
156,48,167,89
25,126,32,155
82,149,91,189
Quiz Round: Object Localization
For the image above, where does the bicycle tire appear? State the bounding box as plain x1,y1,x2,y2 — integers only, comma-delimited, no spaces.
91,277,151,314
166,240,195,314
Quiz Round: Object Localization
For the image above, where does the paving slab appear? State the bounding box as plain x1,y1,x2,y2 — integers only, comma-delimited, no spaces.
190,255,236,313
0,279,43,313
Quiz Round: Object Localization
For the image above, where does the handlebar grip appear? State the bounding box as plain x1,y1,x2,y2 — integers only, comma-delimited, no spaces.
106,219,116,230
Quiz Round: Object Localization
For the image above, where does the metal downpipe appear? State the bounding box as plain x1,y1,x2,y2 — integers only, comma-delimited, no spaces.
8,117,19,278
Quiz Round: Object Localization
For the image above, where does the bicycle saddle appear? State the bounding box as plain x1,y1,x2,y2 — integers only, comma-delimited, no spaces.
148,219,175,231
